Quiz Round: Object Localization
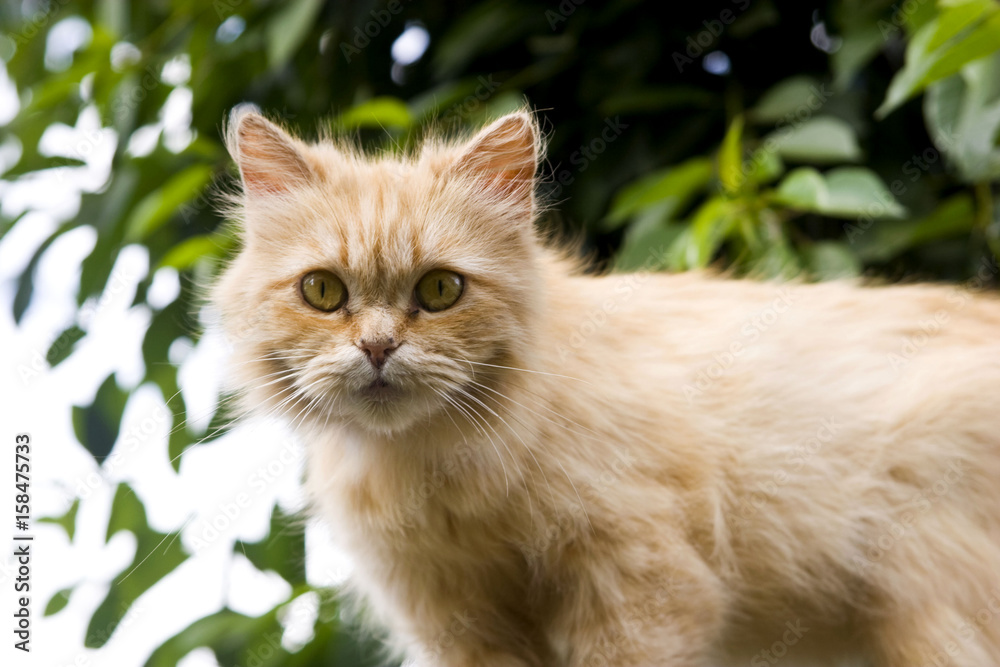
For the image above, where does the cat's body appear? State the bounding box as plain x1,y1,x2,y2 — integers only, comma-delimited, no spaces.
214,108,1000,666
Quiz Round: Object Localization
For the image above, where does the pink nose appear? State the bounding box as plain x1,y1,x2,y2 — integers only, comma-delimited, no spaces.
358,338,398,369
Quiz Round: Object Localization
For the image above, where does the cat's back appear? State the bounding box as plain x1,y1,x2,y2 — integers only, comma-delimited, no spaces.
548,267,1000,403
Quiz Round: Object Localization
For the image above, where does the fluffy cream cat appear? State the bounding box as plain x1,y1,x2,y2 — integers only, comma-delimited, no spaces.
212,107,1000,667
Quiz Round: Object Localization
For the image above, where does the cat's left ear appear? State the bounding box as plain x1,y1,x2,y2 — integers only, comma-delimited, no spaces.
226,106,314,196
450,112,540,214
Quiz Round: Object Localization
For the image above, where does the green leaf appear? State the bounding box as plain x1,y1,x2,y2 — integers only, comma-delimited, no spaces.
803,241,862,279
39,498,81,542
604,157,713,229
86,483,189,648
335,97,414,131
432,1,542,79
832,23,885,90
718,115,745,195
235,505,306,587
141,296,195,471
44,588,74,616
877,1,1000,118
765,116,863,164
10,220,76,323
614,208,683,271
124,164,215,243
773,167,906,219
158,234,234,271
924,52,1000,183
46,325,86,367
747,234,802,280
599,86,717,116
681,197,736,269
266,0,325,68
144,607,290,667
852,194,976,262
2,155,86,178
748,76,824,124
72,374,129,463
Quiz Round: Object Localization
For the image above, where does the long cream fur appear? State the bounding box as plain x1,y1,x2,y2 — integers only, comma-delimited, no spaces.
212,106,1000,667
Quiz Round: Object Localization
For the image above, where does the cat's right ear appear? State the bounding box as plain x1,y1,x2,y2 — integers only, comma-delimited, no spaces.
226,106,313,196
449,111,540,214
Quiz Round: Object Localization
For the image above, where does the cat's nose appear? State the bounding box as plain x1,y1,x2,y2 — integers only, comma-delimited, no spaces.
358,338,399,369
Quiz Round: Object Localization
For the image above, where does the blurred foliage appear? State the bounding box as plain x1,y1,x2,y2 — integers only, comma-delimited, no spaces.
2,0,999,664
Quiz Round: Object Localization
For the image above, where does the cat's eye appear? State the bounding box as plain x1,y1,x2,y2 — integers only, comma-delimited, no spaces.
300,270,347,312
415,270,464,312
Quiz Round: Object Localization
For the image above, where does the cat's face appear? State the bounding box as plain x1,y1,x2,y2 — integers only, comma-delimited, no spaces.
213,110,542,434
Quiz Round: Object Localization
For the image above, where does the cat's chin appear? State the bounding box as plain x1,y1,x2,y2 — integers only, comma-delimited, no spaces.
339,381,431,435
360,377,399,403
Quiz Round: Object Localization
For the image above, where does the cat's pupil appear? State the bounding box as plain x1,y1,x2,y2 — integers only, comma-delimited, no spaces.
320,282,326,298
437,280,443,296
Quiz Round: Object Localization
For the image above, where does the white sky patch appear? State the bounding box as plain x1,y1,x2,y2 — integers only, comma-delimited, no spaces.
45,16,93,71
391,23,430,66
228,553,293,616
161,54,192,86
0,62,17,125
110,41,142,71
280,591,319,652
216,15,246,44
147,266,181,309
703,50,731,76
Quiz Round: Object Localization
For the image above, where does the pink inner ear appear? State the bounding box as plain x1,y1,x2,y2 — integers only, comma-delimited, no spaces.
456,114,538,207
476,154,535,201
237,118,312,195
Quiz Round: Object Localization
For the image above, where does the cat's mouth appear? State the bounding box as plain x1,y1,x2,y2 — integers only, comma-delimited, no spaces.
361,377,399,403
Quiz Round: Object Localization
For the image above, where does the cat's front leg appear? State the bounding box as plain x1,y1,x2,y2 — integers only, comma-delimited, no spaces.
557,555,727,667
409,644,535,667
403,605,549,667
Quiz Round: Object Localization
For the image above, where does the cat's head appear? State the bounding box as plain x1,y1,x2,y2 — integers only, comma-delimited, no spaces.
212,108,545,435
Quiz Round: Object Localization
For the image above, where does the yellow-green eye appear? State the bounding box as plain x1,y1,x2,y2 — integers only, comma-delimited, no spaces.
415,270,464,312
301,270,347,312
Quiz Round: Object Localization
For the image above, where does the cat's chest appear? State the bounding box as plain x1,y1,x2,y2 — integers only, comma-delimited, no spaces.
332,452,526,549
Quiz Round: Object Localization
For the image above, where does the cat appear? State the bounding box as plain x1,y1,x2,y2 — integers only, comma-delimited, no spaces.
212,106,1000,667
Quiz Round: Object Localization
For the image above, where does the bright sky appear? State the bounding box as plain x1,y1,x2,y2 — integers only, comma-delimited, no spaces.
0,27,351,667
